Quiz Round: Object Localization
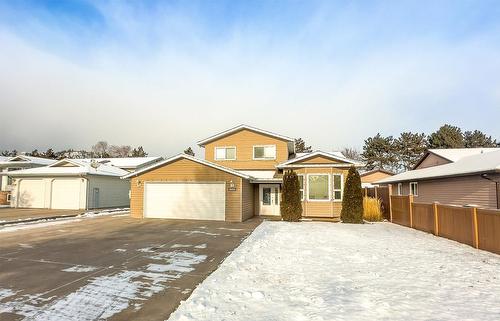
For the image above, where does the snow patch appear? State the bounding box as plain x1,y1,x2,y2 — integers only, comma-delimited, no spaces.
62,265,99,273
172,230,220,236
171,244,192,249
194,244,207,249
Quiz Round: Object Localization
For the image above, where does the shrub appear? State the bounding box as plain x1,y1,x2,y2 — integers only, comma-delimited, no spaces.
280,170,302,222
363,197,383,222
340,166,364,223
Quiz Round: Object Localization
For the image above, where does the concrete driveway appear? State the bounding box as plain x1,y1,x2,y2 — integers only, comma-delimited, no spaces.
0,214,261,321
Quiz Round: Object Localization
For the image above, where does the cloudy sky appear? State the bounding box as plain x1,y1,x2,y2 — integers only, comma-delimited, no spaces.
1,0,499,157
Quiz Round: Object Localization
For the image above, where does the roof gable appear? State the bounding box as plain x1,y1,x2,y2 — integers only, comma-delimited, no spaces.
278,151,362,168
197,124,294,147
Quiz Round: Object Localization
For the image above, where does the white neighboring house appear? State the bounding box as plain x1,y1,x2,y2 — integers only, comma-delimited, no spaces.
4,157,162,210
0,155,56,192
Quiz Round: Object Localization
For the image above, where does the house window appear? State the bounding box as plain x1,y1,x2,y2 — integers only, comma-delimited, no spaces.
253,145,276,160
397,183,403,195
332,174,343,201
307,174,330,201
298,175,304,201
410,182,418,196
215,147,236,160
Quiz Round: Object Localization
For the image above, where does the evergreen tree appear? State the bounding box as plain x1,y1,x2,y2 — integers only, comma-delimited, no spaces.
395,132,427,170
361,134,397,171
184,147,195,156
131,146,148,157
464,130,497,148
43,148,57,159
428,124,464,148
280,170,302,222
294,138,312,153
340,166,363,224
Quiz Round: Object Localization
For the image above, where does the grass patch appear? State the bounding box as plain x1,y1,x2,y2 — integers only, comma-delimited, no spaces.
363,197,383,222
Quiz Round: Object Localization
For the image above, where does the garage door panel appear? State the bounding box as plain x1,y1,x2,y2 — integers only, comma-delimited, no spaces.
144,183,225,220
18,179,44,208
51,179,81,210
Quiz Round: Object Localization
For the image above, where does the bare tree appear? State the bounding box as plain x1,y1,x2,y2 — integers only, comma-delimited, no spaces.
341,147,362,161
109,145,131,157
184,147,195,156
91,141,109,158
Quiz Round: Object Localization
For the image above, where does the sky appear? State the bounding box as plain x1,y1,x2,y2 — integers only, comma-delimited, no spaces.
1,0,500,157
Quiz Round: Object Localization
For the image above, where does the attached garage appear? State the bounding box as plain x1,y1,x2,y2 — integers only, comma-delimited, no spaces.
8,159,130,210
124,154,255,222
144,182,226,220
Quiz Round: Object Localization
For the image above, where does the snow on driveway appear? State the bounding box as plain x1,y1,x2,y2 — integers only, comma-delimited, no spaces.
168,221,500,321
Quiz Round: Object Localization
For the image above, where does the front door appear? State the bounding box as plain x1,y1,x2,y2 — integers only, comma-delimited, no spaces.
259,184,281,216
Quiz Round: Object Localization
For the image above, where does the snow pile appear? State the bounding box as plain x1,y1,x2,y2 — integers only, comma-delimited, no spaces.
168,221,500,321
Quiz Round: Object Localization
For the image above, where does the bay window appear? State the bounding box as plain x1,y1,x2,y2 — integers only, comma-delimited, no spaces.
307,174,330,201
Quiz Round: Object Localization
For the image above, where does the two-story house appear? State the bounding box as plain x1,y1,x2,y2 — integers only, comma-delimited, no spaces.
124,125,362,222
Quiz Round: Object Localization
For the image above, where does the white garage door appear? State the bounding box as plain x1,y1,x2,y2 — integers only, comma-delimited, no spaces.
144,182,226,220
51,179,81,209
18,179,44,208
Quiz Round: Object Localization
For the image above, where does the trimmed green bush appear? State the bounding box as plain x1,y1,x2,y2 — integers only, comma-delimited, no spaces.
280,170,303,222
340,166,364,223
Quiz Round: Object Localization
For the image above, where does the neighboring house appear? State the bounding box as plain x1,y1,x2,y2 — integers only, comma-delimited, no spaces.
413,148,500,169
5,157,161,210
377,150,500,209
0,155,56,192
359,169,394,187
123,125,363,222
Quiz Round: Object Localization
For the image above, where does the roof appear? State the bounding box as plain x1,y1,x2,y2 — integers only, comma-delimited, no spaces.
3,158,128,177
79,157,162,169
413,148,500,169
0,155,56,166
277,151,363,168
197,124,295,147
377,150,500,184
359,168,395,177
122,154,252,179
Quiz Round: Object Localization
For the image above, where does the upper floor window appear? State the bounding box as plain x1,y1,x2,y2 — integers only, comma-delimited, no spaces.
253,145,276,160
410,182,418,196
215,146,236,160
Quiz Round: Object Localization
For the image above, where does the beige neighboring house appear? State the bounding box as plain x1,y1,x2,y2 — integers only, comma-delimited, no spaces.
123,125,363,222
377,149,500,209
359,169,394,187
5,157,162,210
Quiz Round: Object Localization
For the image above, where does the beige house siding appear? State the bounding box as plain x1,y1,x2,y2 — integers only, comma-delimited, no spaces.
361,171,393,184
294,167,349,219
415,153,451,169
241,179,255,221
391,174,500,209
129,158,246,222
204,129,290,170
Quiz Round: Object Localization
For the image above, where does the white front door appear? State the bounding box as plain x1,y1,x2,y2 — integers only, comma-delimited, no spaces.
259,184,280,216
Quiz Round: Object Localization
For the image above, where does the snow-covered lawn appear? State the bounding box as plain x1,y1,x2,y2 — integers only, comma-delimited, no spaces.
168,221,500,321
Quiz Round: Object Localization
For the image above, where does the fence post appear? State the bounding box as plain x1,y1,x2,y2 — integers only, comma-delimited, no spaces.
472,207,479,249
433,202,439,236
374,186,378,199
389,185,393,222
408,195,414,228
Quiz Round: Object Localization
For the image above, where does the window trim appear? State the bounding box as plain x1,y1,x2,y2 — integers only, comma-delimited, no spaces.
252,145,277,160
297,174,305,201
306,173,331,202
397,183,403,196
214,146,237,161
332,173,343,202
409,182,418,196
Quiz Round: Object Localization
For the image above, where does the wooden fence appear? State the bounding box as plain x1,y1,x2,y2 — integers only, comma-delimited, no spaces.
363,186,391,220
390,195,500,255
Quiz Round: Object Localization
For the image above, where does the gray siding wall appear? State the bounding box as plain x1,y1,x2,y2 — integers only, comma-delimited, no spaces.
392,174,499,209
87,176,130,209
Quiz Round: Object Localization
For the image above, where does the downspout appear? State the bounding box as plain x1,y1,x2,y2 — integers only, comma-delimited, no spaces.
480,173,500,209
82,175,89,210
